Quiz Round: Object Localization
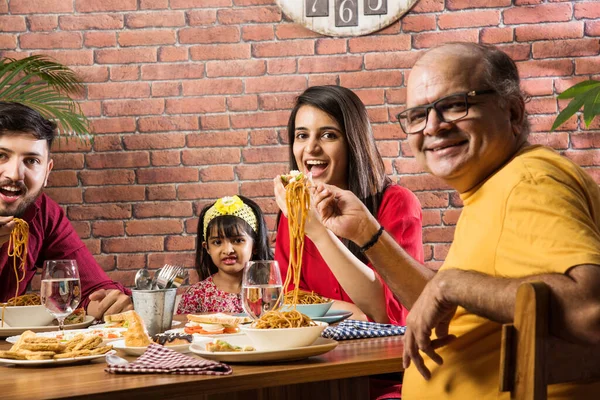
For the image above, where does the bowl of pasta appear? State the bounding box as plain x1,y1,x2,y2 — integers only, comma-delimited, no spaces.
280,290,334,317
240,310,328,351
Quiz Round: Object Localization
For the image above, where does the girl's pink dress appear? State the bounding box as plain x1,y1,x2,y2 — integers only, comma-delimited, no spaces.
176,275,243,314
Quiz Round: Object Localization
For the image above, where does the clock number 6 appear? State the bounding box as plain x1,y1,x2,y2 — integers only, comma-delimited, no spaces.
335,0,358,27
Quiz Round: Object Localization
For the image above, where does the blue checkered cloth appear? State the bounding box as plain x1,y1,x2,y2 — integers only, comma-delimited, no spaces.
321,319,406,340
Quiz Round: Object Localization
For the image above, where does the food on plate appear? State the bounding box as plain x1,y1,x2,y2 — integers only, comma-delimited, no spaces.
63,308,86,325
184,313,251,335
0,330,112,360
254,172,317,329
205,339,255,353
1,218,31,327
283,290,329,305
103,312,131,328
1,293,40,306
105,310,151,347
152,333,193,346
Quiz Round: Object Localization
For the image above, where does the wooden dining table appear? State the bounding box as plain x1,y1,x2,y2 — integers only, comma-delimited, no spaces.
0,313,405,400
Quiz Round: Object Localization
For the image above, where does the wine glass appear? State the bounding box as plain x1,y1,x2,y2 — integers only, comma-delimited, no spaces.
40,260,81,331
241,260,283,319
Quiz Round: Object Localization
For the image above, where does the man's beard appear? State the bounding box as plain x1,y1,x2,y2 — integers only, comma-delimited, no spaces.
0,187,43,218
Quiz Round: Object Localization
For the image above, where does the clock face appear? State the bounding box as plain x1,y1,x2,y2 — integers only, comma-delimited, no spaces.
277,0,420,37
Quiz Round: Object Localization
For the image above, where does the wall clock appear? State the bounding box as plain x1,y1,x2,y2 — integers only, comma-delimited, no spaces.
277,0,420,37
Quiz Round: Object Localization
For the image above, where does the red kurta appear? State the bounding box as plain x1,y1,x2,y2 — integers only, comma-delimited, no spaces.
275,184,424,326
0,193,130,309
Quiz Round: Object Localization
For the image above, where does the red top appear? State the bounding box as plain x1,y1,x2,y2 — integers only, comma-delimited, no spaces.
275,184,423,326
0,193,130,309
176,275,243,314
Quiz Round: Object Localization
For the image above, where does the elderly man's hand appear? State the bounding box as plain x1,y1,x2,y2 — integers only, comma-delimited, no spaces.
403,272,457,380
86,289,133,320
0,216,16,247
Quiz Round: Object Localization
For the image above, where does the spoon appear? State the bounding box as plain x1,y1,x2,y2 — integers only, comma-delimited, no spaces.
106,352,129,366
134,268,152,290
150,268,162,290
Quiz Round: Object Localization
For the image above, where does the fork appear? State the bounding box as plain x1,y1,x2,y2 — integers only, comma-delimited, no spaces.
155,265,174,290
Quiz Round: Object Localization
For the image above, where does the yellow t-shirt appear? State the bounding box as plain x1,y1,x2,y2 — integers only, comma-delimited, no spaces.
403,145,600,399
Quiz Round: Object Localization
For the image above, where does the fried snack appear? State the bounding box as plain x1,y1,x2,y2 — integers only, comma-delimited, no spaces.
53,349,92,359
0,350,28,360
10,330,37,352
64,334,86,352
123,311,152,347
20,342,66,352
90,345,113,355
24,351,55,360
73,336,102,351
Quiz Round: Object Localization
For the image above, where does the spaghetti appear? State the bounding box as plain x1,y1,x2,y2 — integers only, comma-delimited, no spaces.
1,218,30,327
283,290,329,305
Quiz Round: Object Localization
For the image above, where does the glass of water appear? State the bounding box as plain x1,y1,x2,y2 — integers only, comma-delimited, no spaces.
40,260,81,331
241,260,283,319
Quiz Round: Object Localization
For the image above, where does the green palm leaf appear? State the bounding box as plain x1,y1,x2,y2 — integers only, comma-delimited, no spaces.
0,55,91,143
552,80,600,131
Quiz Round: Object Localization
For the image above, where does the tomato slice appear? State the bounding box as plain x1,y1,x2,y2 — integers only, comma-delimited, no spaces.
184,326,225,335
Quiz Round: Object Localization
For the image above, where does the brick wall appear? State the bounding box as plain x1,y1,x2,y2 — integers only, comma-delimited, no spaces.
1,0,599,287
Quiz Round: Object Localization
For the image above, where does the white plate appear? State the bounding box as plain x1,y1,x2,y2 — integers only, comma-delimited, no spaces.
0,316,95,338
112,339,191,356
190,336,338,363
0,350,116,367
312,310,353,324
95,320,181,329
5,327,127,344
165,327,245,339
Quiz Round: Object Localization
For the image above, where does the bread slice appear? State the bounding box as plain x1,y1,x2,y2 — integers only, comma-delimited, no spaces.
106,310,151,347
187,313,251,327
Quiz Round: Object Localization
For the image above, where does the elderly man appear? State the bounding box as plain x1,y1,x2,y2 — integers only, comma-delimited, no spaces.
313,42,600,399
0,102,132,320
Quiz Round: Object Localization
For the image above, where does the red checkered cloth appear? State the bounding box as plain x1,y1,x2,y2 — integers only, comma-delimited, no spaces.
105,344,232,375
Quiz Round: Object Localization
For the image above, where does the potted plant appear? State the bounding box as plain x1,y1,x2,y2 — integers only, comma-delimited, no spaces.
0,55,90,142
552,79,600,131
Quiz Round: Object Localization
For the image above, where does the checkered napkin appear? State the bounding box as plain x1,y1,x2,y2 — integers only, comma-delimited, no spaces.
321,319,406,340
105,344,232,375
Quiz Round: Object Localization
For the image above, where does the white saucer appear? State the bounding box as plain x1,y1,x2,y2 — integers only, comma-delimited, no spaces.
0,316,95,338
0,350,116,367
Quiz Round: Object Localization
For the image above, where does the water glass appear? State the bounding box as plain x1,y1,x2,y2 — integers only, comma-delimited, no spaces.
40,260,81,331
241,260,283,319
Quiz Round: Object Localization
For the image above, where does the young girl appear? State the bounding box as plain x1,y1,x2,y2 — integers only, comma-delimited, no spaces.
176,195,272,314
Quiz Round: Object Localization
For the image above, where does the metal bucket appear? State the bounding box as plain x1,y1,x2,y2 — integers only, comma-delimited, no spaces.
131,288,177,337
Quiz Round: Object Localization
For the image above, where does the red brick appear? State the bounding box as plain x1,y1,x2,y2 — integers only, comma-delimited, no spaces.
72,221,91,238
411,0,445,12
85,186,145,203
165,236,195,251
521,79,554,96
258,93,297,111
503,3,572,24
231,110,289,128
88,82,150,100
496,43,530,61
126,219,183,236
373,124,404,140
45,188,82,204
481,27,514,44
242,147,288,163
147,253,195,270
422,210,441,227
447,0,510,9
217,6,281,24
0,16,26,32
200,115,230,130
574,1,600,19
181,148,241,165
90,117,136,134
275,24,322,40
298,55,362,73
205,60,265,77
86,152,150,169
158,47,188,62
52,153,84,170
0,0,7,13
187,10,217,26
423,226,455,243
349,35,411,53
10,0,73,13
267,58,297,75
236,164,287,180
433,244,451,260
234,0,277,5
386,88,407,104
141,0,169,8
60,14,123,30
27,16,58,31
68,204,131,220
516,60,573,78
415,192,449,209
413,30,479,49
93,136,123,152
515,22,583,42
96,48,157,64
240,181,273,197
151,150,181,166
401,15,436,33
147,185,177,200
364,51,422,70
47,170,78,187
183,79,243,95
340,70,402,89
119,30,176,46
20,32,82,49
525,97,557,114
242,25,274,41
308,75,338,87
126,12,185,28
253,41,315,58
571,132,600,150
171,0,231,8
576,57,600,75
178,182,238,200
438,10,500,29
103,237,163,253
152,82,180,97
116,254,146,271
109,65,139,81
79,101,101,116
179,26,240,44
83,238,101,254
138,117,198,134
30,50,93,65
51,138,91,153
245,75,306,93
528,132,569,150
529,114,577,132
134,202,193,218
103,99,165,116
68,67,107,84
399,174,453,191
200,165,235,182
316,38,347,55
187,131,247,147
141,63,204,80
165,97,226,114
138,167,198,184
75,0,137,12
80,170,135,185
190,44,251,60
554,77,590,93
92,221,125,237
84,32,116,48
532,39,600,58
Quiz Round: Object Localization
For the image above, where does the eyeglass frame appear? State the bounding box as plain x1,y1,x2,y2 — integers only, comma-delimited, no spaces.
396,89,496,134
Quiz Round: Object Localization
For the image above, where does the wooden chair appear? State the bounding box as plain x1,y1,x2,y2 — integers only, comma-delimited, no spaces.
499,282,600,399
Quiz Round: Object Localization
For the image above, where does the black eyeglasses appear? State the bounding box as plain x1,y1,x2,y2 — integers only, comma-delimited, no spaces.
396,89,495,134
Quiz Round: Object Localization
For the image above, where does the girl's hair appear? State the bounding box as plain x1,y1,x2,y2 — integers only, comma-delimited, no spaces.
196,195,273,281
282,85,391,261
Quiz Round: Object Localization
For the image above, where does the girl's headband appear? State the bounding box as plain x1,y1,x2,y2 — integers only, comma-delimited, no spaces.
203,195,258,239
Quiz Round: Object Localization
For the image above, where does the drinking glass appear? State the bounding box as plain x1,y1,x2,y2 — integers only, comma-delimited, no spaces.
40,260,81,331
241,260,283,319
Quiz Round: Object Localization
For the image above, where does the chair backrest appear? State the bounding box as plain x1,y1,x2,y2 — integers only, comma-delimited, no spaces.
499,282,600,400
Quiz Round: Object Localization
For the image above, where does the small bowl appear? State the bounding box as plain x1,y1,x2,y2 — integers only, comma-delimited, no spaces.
280,300,334,318
1,305,54,327
240,321,328,351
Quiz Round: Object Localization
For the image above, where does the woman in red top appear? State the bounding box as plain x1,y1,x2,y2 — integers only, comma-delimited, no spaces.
274,85,424,326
